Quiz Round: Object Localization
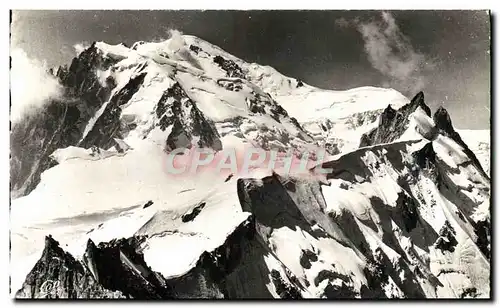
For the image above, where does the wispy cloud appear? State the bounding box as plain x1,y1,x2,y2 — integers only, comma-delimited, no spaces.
10,49,64,123
73,42,91,56
338,12,435,95
166,29,185,51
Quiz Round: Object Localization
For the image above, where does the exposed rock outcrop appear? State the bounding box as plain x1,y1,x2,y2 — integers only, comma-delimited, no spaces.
79,72,147,149
360,92,435,147
15,236,125,299
213,55,245,79
156,82,223,152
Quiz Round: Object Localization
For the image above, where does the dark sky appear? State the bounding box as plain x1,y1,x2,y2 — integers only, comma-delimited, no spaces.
11,10,490,129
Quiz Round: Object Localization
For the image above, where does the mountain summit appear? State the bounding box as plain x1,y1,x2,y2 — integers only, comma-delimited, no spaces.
10,34,490,299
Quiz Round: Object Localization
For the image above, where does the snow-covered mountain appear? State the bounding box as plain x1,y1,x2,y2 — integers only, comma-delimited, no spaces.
10,34,490,299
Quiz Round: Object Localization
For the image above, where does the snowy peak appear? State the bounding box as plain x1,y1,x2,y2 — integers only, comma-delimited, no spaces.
11,34,324,198
430,106,489,180
360,91,435,147
410,91,431,116
359,91,489,181
86,34,318,155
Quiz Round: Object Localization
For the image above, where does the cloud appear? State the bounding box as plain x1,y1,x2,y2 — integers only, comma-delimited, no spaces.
10,49,64,123
334,17,359,29
338,12,434,95
166,29,185,52
73,42,91,56
144,28,184,45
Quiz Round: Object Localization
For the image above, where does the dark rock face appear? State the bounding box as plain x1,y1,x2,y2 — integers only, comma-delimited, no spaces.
10,44,119,198
79,72,147,149
143,201,154,209
216,79,243,92
411,142,439,186
413,142,436,169
189,44,202,54
270,270,302,299
434,221,458,253
58,43,117,104
360,92,435,147
155,82,222,151
181,202,206,223
299,249,318,269
82,237,173,299
362,256,389,298
474,219,490,260
247,91,289,121
213,55,245,79
397,192,419,233
15,236,125,299
16,235,174,299
11,102,80,197
433,106,455,134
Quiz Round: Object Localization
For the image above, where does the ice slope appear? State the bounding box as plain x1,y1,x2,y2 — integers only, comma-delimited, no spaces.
10,33,490,299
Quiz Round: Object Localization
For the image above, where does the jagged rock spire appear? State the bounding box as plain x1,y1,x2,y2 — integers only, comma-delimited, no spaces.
410,91,431,116
433,106,454,134
360,91,433,147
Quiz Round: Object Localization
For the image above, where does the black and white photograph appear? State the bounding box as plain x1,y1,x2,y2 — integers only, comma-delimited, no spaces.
9,9,491,299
